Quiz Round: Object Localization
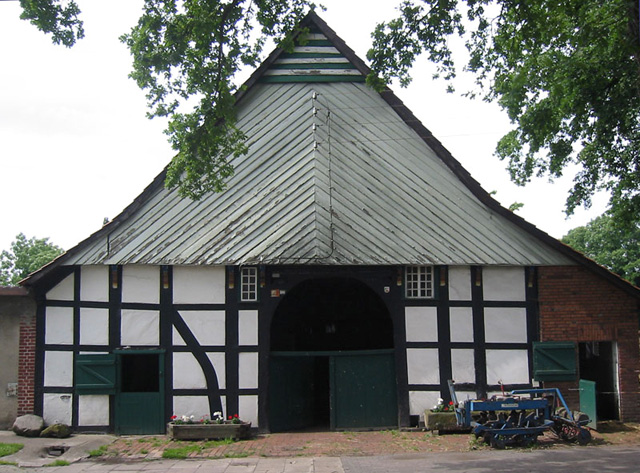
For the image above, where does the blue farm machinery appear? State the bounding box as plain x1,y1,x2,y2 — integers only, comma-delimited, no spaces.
448,381,591,449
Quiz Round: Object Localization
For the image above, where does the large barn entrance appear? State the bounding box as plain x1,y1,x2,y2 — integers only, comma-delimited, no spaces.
579,342,619,421
268,278,397,432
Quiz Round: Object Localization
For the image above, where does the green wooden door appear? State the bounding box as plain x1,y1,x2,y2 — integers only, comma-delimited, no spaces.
330,350,397,430
269,355,318,432
532,342,577,381
115,352,165,435
579,379,597,429
75,354,116,394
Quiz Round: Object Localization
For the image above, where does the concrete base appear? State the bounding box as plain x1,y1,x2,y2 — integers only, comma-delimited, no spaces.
0,430,116,467
167,422,252,440
424,411,458,431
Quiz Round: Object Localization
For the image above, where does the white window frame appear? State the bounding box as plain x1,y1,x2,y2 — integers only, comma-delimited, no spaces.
405,265,434,299
240,267,258,302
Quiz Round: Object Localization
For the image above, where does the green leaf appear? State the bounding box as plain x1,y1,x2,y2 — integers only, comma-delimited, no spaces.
0,233,64,286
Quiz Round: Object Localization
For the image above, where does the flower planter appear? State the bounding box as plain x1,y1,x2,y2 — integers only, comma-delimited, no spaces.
424,411,458,431
167,422,252,440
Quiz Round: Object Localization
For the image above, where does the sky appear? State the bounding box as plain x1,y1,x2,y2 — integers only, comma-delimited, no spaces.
0,0,608,253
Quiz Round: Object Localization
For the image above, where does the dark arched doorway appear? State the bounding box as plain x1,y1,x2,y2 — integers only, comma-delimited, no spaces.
269,277,397,432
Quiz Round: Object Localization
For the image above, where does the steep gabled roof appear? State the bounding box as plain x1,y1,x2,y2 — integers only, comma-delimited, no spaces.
23,11,640,298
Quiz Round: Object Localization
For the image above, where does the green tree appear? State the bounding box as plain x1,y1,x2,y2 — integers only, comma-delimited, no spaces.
562,214,640,285
15,1,640,228
18,0,84,46
0,233,64,286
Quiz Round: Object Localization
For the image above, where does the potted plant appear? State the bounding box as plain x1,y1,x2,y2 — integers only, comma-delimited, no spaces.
167,412,252,440
424,398,458,431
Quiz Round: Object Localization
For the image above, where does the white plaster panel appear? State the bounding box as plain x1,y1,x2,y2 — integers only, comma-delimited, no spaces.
454,391,478,403
448,266,471,301
408,391,441,418
482,267,526,301
44,351,73,387
179,311,225,346
80,266,108,302
45,306,73,345
46,273,74,301
451,349,475,383
122,266,159,304
405,307,438,342
43,393,72,425
78,395,110,426
172,396,210,419
484,308,528,343
486,349,530,385
208,352,226,390
173,266,226,304
239,310,258,346
79,308,109,345
449,307,474,343
173,352,206,389
120,310,159,346
238,352,259,389
406,348,439,385
239,395,259,426
173,328,186,346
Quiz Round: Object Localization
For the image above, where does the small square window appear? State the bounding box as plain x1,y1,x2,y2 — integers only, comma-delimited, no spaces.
240,267,258,302
405,266,434,299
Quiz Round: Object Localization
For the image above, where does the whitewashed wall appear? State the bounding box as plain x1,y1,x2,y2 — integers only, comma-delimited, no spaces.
406,266,531,417
41,264,258,429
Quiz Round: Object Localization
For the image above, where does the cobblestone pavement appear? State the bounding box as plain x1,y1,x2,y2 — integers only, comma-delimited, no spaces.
1,445,640,473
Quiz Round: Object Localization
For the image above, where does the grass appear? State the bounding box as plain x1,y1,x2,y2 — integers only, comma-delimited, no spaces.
162,444,202,459
87,444,109,457
203,438,234,448
224,451,251,459
45,460,70,467
0,443,23,458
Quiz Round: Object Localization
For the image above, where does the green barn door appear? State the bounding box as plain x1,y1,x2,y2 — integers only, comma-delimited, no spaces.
269,356,319,432
330,350,397,430
115,351,165,434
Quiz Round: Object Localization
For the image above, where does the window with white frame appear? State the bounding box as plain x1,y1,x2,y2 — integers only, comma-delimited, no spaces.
405,266,434,299
240,267,258,301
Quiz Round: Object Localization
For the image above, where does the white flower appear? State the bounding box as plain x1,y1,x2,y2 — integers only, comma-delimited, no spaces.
181,415,189,422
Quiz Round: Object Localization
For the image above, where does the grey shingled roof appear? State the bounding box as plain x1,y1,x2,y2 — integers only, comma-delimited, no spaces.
61,76,572,266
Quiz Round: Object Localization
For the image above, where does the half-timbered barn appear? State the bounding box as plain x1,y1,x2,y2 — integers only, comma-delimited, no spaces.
19,12,640,434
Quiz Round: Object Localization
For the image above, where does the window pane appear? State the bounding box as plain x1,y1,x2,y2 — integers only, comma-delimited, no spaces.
241,267,258,301
405,266,433,299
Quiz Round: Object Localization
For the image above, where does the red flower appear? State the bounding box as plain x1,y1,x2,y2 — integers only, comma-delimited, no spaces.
234,414,239,418
170,415,177,420
228,416,232,420
449,401,454,405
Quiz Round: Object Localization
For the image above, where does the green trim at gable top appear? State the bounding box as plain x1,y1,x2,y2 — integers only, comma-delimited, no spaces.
270,63,355,70
302,39,334,46
259,75,366,83
279,52,344,59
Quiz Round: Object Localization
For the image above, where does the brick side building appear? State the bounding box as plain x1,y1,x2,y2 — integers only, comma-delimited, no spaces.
538,266,640,422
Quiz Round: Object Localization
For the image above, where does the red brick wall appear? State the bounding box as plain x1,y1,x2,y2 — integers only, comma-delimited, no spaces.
538,266,640,422
17,312,36,416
